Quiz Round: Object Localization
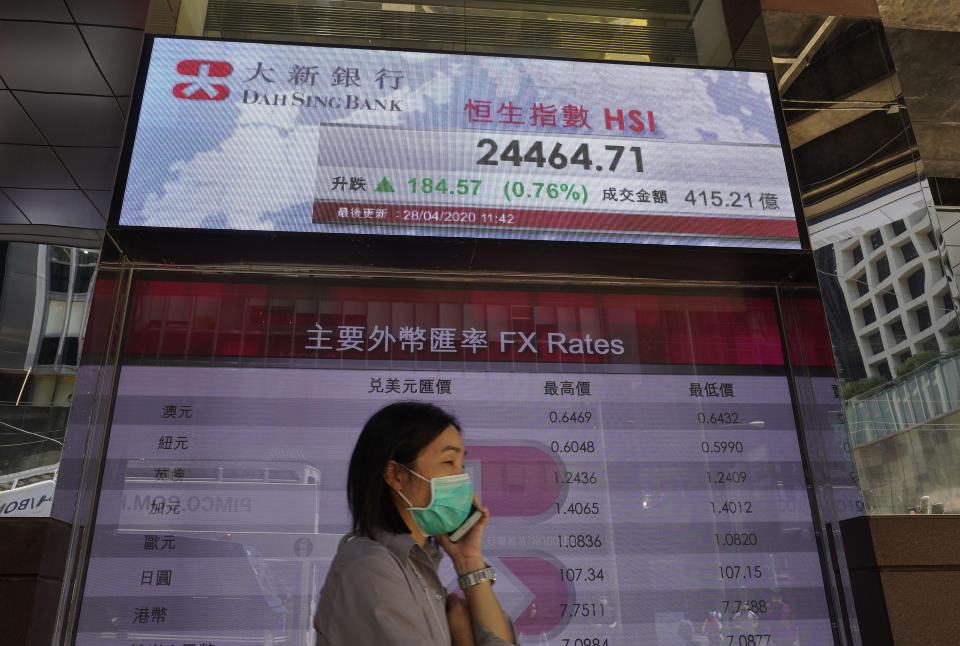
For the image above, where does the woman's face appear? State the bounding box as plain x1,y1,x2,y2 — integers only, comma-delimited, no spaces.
400,424,465,507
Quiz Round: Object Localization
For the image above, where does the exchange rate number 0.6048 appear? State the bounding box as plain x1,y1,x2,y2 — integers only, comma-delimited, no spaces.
551,440,595,454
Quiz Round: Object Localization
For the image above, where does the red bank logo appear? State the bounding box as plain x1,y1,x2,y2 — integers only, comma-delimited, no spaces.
172,60,232,101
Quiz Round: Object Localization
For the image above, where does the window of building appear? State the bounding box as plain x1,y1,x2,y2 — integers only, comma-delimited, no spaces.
62,337,79,366
870,230,884,250
49,258,70,292
855,273,868,296
36,337,59,364
67,301,87,336
883,291,898,313
900,241,919,262
868,332,884,355
944,292,954,314
927,230,938,249
907,268,926,299
890,319,907,343
877,361,892,380
876,256,890,282
44,300,66,335
861,303,876,325
891,219,907,236
74,263,95,293
916,305,932,330
851,244,863,265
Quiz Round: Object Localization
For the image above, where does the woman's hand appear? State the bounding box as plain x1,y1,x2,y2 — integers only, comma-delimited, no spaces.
437,495,489,574
439,496,515,644
446,593,476,646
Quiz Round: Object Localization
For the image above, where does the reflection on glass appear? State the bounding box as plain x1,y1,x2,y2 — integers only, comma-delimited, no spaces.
766,9,960,514
68,279,840,646
0,242,100,518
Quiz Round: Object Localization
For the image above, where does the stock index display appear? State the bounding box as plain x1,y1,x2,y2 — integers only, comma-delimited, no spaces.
116,38,801,249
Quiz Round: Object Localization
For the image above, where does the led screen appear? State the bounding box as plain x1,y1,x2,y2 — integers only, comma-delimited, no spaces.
116,37,801,249
71,281,839,646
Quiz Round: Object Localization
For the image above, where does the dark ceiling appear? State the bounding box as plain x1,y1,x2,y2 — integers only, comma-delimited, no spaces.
0,0,153,246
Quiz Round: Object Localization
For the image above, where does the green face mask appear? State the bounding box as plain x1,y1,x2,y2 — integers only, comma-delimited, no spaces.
396,466,473,536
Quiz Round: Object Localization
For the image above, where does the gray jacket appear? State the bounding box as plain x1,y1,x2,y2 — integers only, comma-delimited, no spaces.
314,530,518,645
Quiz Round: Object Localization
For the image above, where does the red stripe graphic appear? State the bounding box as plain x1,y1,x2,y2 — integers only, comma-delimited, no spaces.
120,281,805,366
312,201,800,239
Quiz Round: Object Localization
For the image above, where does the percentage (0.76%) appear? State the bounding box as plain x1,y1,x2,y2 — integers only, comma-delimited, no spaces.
504,181,588,204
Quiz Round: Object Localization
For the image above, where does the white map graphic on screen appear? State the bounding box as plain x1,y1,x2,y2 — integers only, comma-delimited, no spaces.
119,38,799,247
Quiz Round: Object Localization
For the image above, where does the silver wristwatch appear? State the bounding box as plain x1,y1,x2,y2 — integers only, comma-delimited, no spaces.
458,565,496,589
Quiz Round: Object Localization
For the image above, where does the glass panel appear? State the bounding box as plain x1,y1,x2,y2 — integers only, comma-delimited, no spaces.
882,292,898,313
36,337,58,365
74,264,96,294
61,337,79,366
900,241,918,263
915,305,932,330
48,258,70,293
876,257,890,282
855,274,868,297
67,300,87,336
907,268,926,299
70,277,840,646
890,320,908,343
44,300,66,336
0,243,101,524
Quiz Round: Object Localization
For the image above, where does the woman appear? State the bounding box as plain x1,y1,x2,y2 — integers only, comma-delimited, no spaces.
314,401,518,646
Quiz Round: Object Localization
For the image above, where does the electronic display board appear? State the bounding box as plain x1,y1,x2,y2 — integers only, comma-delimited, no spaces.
114,37,802,249
71,281,840,646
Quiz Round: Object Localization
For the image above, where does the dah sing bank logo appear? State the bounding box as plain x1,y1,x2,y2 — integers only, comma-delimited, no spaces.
172,59,232,101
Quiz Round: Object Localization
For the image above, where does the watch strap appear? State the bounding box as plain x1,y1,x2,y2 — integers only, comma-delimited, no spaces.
457,565,496,589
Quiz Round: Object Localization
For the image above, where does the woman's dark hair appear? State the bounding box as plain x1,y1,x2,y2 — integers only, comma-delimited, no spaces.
347,401,461,538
